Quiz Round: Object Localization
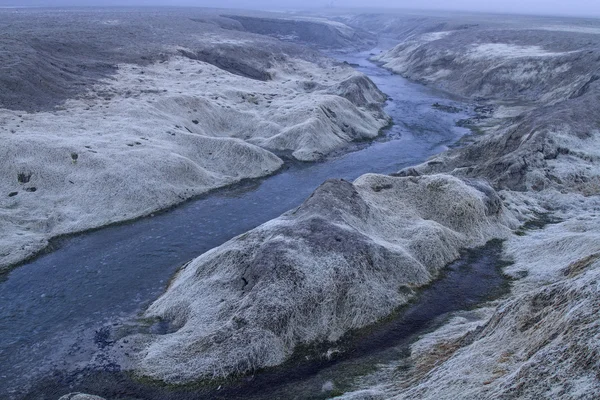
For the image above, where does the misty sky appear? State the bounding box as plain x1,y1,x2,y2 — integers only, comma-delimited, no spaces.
2,0,600,18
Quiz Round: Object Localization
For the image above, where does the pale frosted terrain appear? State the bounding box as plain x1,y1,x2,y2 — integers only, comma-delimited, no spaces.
222,14,376,49
375,30,597,105
119,174,514,383
337,210,600,399
0,11,388,273
331,16,600,400
3,9,600,400
466,43,576,60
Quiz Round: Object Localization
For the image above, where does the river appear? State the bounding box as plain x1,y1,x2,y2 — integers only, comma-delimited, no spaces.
1,50,483,399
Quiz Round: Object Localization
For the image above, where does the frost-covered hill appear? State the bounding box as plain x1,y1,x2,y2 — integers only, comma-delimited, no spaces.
0,8,388,272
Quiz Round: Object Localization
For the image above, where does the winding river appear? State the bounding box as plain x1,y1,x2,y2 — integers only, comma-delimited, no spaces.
1,50,493,399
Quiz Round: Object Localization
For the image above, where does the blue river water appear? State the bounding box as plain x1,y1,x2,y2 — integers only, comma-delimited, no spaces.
0,51,474,399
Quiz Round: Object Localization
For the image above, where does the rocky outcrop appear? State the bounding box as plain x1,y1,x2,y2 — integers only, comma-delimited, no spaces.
375,28,600,105
121,174,514,383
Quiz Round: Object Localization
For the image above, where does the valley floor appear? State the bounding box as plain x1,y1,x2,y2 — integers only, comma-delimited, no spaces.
1,7,599,400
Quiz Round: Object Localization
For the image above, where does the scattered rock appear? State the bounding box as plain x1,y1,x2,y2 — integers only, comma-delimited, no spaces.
432,103,461,113
17,172,31,184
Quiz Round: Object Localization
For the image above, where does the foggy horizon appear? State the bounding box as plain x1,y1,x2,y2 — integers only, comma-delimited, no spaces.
2,0,600,19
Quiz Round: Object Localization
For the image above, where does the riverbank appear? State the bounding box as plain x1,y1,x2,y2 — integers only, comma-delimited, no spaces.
28,241,511,400
0,8,389,274
332,13,600,399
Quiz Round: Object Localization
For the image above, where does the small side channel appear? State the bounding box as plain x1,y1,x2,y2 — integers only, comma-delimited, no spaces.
25,240,511,399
